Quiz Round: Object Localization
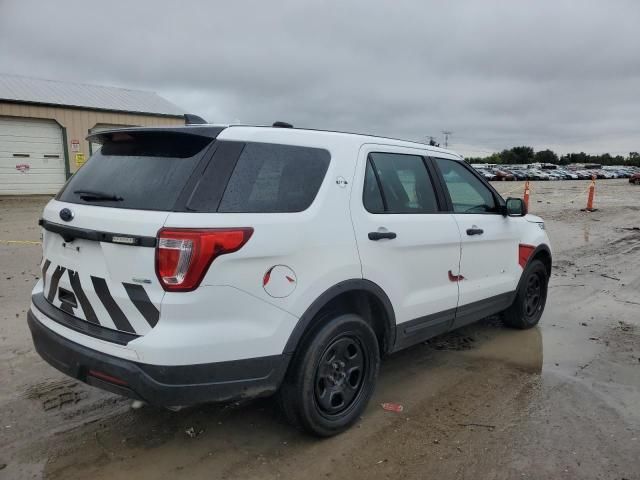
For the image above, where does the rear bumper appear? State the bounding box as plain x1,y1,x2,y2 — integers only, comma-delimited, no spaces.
28,307,290,406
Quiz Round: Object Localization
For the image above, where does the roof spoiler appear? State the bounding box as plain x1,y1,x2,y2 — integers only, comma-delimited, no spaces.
87,126,226,144
184,114,208,125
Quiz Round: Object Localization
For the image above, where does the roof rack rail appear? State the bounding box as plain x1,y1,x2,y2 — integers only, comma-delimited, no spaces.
272,121,293,128
184,114,208,125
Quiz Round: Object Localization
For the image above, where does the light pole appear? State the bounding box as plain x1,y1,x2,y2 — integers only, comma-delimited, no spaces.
442,130,453,148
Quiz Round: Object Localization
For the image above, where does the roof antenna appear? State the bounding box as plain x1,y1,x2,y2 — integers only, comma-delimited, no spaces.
272,121,293,128
184,114,208,125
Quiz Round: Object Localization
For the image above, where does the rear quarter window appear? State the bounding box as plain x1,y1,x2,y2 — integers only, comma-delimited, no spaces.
216,142,330,213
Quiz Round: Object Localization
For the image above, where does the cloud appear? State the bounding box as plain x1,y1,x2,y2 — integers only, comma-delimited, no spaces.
1,0,639,156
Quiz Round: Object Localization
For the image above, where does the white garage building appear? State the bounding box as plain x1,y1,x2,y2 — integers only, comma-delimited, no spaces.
0,73,184,195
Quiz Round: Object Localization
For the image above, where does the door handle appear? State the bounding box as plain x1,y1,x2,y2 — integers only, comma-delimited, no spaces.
368,231,397,241
466,228,484,236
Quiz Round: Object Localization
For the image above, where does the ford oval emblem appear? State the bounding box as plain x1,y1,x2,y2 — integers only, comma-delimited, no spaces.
59,208,74,222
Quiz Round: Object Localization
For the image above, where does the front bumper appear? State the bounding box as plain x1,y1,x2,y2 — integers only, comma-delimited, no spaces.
27,305,290,406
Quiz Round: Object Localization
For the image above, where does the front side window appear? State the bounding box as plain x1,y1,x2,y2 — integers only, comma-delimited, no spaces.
363,152,439,214
434,158,498,214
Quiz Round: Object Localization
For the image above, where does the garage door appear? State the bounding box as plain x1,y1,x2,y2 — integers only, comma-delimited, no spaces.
0,117,66,195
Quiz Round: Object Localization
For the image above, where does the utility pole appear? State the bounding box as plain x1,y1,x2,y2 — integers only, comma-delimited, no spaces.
442,130,453,148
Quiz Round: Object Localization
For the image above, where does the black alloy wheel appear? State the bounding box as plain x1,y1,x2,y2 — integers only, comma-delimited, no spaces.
277,313,380,437
503,259,549,329
314,335,366,417
524,272,544,319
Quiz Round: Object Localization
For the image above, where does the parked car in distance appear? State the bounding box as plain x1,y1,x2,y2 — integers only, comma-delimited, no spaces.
546,171,564,181
470,163,640,182
491,168,516,181
474,167,497,181
503,169,528,181
28,122,552,436
630,173,640,184
556,169,578,180
574,170,594,180
527,169,551,181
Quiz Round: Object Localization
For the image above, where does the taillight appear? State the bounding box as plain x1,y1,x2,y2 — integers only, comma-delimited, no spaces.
156,228,253,292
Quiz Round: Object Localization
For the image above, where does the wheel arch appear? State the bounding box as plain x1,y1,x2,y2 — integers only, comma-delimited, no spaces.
517,244,552,292
530,244,552,276
283,279,396,356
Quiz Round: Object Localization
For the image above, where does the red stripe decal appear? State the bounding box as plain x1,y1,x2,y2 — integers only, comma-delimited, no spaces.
518,244,536,269
263,269,272,287
448,270,465,282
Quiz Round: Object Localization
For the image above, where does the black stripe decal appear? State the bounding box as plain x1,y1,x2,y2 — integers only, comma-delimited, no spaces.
47,266,66,303
41,259,51,291
123,283,159,328
91,276,135,333
68,270,100,325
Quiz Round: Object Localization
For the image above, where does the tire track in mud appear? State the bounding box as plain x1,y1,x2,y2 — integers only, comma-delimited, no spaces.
24,379,88,412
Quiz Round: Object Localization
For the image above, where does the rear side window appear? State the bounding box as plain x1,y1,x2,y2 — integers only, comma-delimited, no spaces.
58,132,213,211
217,142,330,213
364,152,439,214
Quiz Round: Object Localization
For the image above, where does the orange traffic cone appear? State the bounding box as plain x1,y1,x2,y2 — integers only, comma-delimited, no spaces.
523,180,530,210
582,176,597,212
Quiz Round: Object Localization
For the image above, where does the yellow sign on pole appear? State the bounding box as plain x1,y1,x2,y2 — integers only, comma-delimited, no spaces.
75,153,86,166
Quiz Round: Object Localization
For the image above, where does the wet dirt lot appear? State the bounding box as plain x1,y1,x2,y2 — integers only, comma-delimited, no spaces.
1,179,639,479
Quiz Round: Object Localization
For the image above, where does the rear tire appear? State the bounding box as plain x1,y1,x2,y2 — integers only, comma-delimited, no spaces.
277,313,380,437
503,259,548,329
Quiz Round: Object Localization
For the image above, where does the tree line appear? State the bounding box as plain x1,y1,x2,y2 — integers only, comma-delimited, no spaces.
465,146,640,167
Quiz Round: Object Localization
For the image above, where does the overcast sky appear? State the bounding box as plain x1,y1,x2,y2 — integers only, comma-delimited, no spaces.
1,0,639,157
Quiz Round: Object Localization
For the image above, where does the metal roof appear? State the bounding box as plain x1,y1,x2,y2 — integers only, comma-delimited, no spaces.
0,73,184,117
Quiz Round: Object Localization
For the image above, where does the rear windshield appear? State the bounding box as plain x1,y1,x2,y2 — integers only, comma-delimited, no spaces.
58,132,213,211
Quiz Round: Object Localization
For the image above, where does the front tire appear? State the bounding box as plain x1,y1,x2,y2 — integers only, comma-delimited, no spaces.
503,259,548,329
277,313,380,437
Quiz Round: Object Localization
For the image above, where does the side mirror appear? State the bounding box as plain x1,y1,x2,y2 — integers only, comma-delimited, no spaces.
505,197,527,217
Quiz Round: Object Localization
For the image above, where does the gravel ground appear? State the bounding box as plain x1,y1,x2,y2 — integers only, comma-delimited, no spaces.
0,179,639,479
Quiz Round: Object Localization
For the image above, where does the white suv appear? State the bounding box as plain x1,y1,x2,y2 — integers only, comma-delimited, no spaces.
28,123,551,436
